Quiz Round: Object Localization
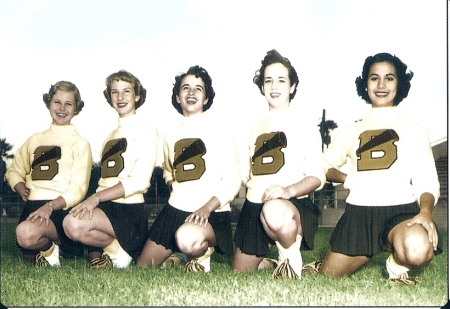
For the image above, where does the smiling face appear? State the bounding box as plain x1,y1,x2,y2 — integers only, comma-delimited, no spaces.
110,80,139,117
367,62,398,108
49,90,76,126
176,74,208,117
262,63,296,110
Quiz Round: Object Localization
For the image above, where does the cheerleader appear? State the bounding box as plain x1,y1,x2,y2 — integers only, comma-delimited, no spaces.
232,50,325,279
318,53,441,285
63,70,158,269
136,65,241,273
6,81,92,266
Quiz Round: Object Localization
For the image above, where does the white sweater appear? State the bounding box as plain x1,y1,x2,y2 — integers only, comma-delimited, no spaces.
323,107,440,206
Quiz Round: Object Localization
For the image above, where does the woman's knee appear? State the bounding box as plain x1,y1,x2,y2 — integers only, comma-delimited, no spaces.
393,225,434,268
16,222,36,248
62,215,85,241
175,224,207,256
261,199,297,231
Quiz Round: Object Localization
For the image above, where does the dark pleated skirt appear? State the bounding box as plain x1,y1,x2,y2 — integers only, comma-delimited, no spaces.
18,200,84,257
148,204,233,256
234,197,320,257
330,202,442,256
98,201,148,259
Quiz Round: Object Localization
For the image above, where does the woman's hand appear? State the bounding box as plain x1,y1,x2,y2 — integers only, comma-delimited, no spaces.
406,211,438,251
27,203,53,227
185,205,212,227
263,184,290,201
167,180,173,193
69,194,100,220
185,197,221,227
15,182,30,202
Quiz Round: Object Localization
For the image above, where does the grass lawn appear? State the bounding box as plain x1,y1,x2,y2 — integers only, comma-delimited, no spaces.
1,221,448,307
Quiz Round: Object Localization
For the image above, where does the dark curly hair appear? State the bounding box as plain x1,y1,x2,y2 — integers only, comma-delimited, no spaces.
171,65,215,115
43,81,84,115
253,49,299,101
103,70,147,109
355,53,413,106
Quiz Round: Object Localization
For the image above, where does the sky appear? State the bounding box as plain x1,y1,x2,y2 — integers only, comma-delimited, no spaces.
0,0,447,164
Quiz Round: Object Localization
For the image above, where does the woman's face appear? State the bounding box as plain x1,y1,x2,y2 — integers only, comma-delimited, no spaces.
262,63,295,110
176,74,208,117
49,90,76,126
110,80,139,118
367,62,398,108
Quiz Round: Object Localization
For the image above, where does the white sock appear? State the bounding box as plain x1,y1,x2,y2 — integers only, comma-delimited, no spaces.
386,254,409,279
276,235,303,277
197,247,214,273
104,239,132,269
41,243,60,267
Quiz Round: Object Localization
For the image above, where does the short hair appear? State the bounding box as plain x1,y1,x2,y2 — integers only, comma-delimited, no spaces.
253,49,299,101
171,65,215,115
43,81,84,115
355,52,414,106
103,70,147,109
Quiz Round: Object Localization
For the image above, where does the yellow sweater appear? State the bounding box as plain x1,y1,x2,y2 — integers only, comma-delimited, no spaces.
97,114,159,204
6,124,92,209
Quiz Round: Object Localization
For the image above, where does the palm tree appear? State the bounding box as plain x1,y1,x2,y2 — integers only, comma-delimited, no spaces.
0,137,14,182
0,138,14,162
316,110,338,208
0,138,14,213
318,109,338,152
0,138,14,178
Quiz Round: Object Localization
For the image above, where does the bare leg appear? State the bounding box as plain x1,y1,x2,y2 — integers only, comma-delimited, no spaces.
175,222,216,258
63,208,116,248
136,239,172,266
260,199,302,247
319,250,370,277
88,250,102,261
232,247,264,273
387,220,434,269
16,220,60,251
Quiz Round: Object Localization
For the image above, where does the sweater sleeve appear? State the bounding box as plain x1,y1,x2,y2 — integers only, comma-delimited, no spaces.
303,122,327,190
60,139,93,209
214,128,242,208
120,124,159,197
409,125,440,205
322,127,350,171
5,137,32,191
239,129,252,186
162,135,174,185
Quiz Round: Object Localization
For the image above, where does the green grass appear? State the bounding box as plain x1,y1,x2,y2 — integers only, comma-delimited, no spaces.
1,222,448,307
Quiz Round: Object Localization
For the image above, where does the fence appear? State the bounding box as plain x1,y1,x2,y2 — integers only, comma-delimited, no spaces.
2,183,446,231
1,184,349,220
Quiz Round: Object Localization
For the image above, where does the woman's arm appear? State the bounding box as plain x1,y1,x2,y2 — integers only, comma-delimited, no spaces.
326,168,347,184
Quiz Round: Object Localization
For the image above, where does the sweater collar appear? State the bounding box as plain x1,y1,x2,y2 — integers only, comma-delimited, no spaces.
49,123,76,134
367,106,399,121
268,105,291,118
118,113,139,128
181,111,206,124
